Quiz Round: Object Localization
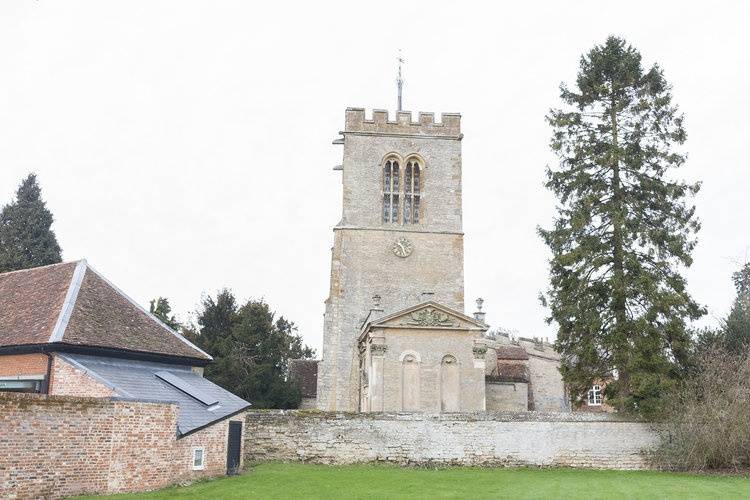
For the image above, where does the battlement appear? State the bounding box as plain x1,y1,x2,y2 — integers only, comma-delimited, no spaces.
344,108,461,138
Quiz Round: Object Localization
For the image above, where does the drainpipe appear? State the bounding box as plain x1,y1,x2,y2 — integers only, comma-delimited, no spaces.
43,352,54,394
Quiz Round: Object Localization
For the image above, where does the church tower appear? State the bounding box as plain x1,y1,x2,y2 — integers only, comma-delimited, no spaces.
317,108,466,411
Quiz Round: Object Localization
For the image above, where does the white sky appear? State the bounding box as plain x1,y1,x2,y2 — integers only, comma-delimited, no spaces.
1,1,748,353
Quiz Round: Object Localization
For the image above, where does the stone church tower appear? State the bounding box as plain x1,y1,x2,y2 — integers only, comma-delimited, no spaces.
317,108,471,411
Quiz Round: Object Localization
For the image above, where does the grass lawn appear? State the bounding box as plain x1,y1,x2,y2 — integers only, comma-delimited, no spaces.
82,463,750,499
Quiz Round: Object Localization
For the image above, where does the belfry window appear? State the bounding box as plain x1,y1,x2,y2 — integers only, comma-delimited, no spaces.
382,156,423,225
404,159,421,224
383,159,400,223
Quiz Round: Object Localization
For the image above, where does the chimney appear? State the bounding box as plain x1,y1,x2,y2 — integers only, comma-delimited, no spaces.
473,297,486,324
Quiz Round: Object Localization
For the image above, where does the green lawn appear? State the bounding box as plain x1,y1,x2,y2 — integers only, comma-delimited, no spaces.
83,463,750,499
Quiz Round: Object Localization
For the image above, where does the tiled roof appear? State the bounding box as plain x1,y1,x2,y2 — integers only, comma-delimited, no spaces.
0,262,78,346
487,362,530,383
289,359,318,398
0,260,210,362
59,353,249,435
496,346,529,360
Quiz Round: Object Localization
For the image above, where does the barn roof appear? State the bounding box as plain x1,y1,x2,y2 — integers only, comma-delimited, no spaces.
0,260,211,364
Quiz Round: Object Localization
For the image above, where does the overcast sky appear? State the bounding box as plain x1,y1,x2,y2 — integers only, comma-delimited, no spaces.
1,1,748,352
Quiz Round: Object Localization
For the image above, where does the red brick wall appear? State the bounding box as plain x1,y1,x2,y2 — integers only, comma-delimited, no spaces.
0,353,48,377
0,393,245,499
48,355,114,397
178,416,246,479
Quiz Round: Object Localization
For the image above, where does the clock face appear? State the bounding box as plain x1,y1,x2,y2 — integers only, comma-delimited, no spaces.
392,237,413,258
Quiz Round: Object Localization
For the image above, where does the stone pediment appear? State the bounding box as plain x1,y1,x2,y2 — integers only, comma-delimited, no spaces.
366,301,488,332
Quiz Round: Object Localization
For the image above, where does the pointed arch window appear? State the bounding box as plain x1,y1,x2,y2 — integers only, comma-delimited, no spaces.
383,158,400,223
404,159,421,224
382,155,423,225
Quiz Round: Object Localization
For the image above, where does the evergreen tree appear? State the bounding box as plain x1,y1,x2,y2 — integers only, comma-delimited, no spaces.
149,297,181,331
0,174,62,272
192,290,315,408
539,37,704,415
723,263,750,351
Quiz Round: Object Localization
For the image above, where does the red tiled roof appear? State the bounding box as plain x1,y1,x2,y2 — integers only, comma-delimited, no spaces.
0,261,210,362
487,361,530,383
496,346,529,360
0,262,77,345
289,359,318,398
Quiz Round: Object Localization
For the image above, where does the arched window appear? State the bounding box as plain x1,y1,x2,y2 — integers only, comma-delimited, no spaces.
383,158,400,223
403,159,421,224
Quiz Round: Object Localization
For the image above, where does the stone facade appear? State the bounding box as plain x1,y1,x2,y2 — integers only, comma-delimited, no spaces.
481,336,570,412
245,410,658,469
315,107,571,414
359,303,487,412
486,381,529,411
0,393,245,499
318,108,467,412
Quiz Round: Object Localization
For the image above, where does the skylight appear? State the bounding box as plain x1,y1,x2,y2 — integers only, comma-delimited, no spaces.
154,371,218,406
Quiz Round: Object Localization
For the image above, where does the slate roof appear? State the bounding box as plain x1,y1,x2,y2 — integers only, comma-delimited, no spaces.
0,260,211,363
59,353,250,436
289,359,318,398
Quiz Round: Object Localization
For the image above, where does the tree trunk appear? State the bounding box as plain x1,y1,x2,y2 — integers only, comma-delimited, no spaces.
609,95,630,405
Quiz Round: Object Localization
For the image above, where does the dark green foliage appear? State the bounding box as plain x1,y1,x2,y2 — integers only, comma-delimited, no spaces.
189,289,315,409
722,263,750,351
0,174,62,272
149,297,181,331
539,37,704,416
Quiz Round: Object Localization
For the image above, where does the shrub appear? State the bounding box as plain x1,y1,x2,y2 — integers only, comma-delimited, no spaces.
653,345,750,471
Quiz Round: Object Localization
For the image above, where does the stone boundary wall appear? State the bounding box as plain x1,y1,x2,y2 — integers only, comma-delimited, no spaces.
0,393,241,499
245,410,659,470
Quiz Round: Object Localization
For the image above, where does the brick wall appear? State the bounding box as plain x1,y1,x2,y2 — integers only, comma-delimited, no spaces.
245,410,659,470
0,354,48,377
48,355,115,397
0,393,245,499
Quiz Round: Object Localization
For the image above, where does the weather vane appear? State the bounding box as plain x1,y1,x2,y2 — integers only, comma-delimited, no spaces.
397,49,404,112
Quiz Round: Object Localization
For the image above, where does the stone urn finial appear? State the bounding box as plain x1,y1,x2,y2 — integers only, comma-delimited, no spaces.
474,298,486,324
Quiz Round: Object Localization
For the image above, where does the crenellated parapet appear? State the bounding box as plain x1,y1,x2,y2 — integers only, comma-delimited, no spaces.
344,108,461,139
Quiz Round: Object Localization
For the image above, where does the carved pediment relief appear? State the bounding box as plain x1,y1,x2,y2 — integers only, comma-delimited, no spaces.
403,307,456,327
367,302,487,332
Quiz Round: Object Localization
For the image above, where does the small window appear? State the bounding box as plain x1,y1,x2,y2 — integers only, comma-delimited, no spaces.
587,385,603,406
0,378,44,393
192,447,205,470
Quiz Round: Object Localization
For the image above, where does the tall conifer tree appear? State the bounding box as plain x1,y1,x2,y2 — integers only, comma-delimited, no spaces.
0,174,62,272
539,37,704,415
724,263,750,351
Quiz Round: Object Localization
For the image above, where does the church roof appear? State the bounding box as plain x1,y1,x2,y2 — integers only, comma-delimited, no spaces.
0,260,211,364
496,345,529,361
